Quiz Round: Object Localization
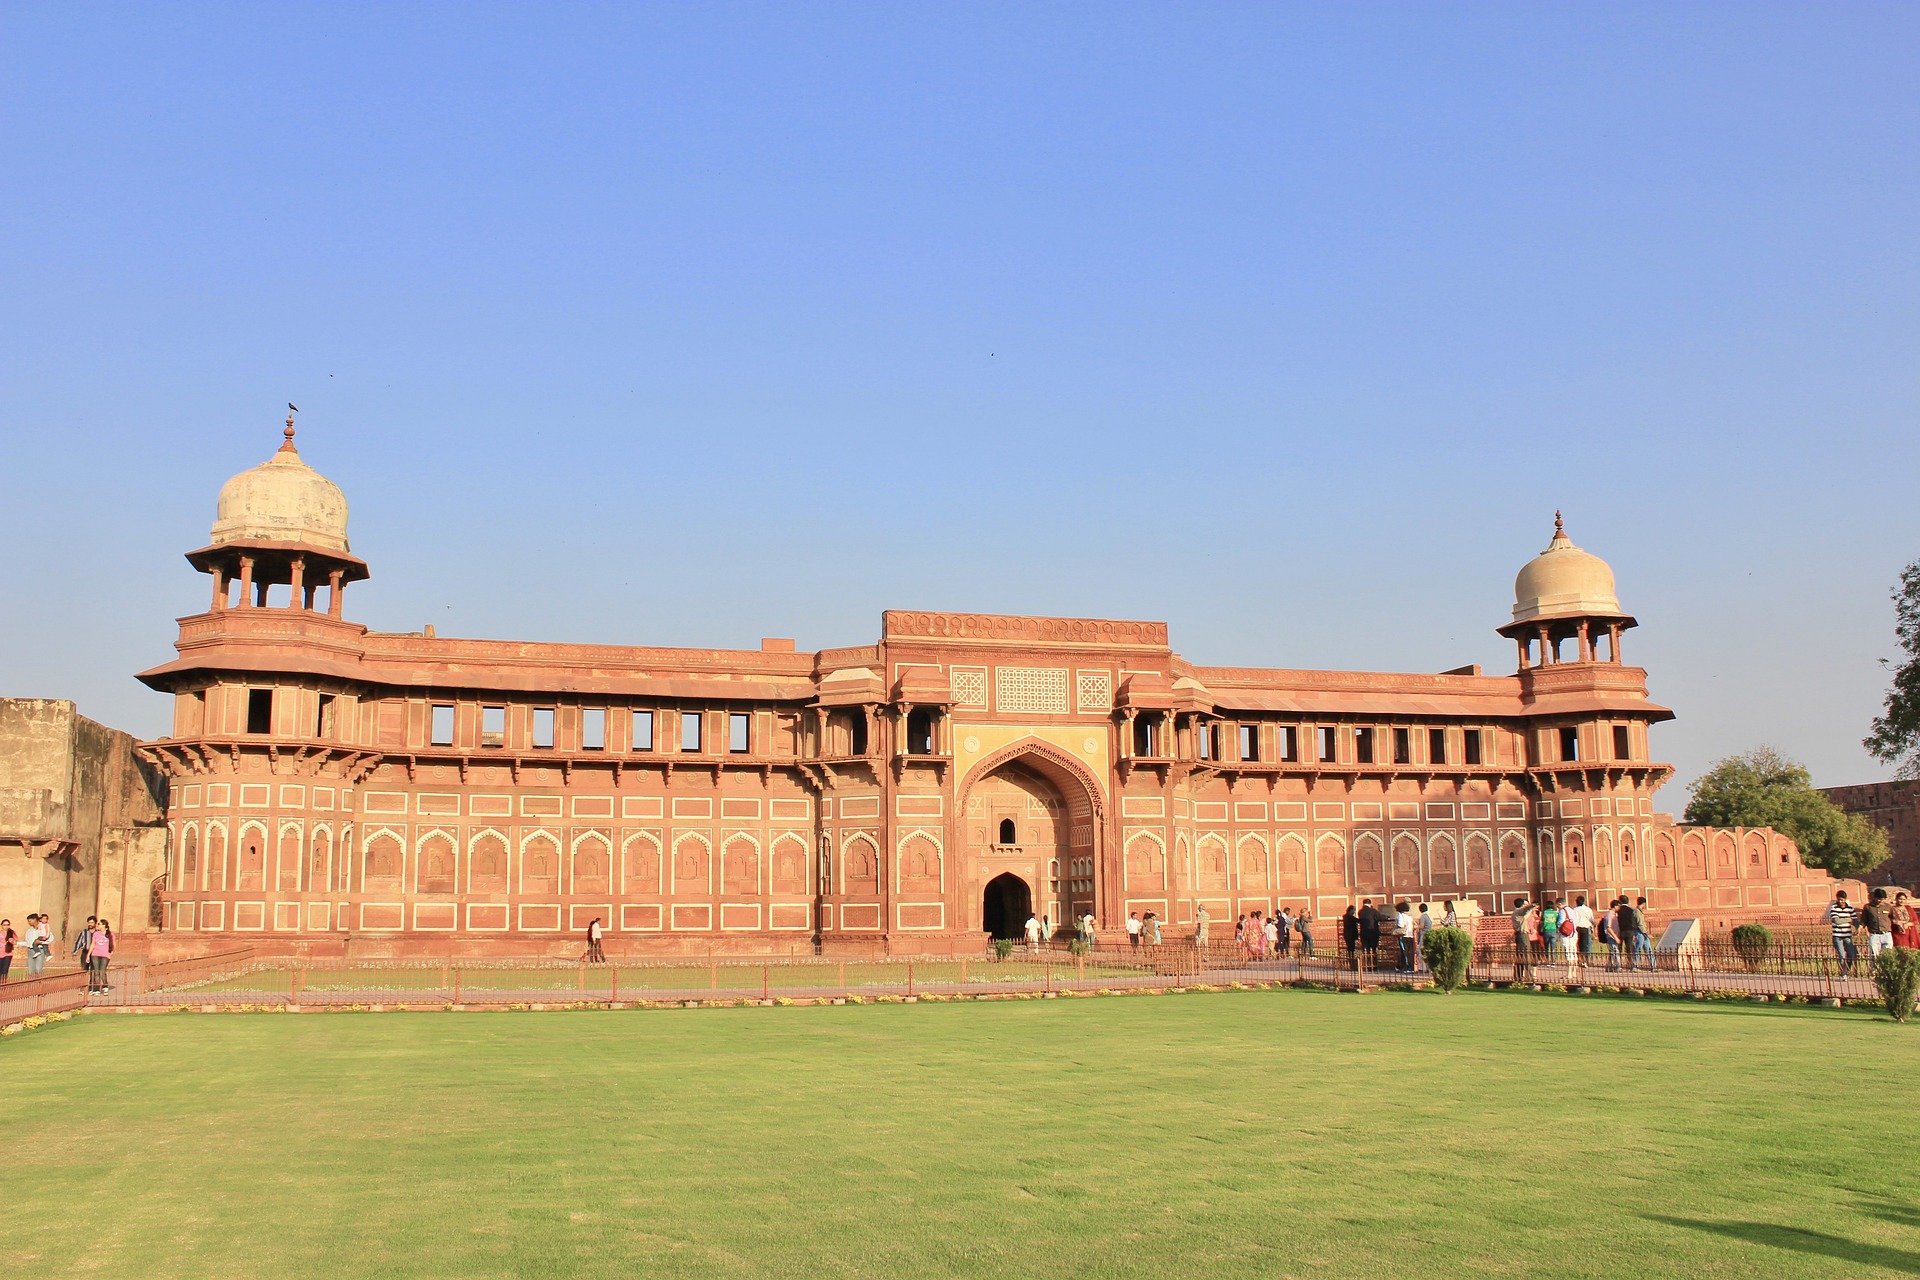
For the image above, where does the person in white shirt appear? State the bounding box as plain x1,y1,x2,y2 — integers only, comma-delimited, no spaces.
1567,895,1596,961
1394,902,1415,971
23,914,51,977
1125,912,1143,949
1024,914,1043,953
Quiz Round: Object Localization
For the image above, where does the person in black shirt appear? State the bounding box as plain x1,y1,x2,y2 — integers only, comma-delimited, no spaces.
1357,899,1383,963
1341,906,1361,963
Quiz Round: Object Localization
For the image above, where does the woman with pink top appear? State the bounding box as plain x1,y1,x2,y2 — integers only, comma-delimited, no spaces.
87,918,114,992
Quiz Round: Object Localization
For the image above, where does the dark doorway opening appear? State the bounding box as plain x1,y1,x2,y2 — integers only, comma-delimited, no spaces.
982,872,1032,940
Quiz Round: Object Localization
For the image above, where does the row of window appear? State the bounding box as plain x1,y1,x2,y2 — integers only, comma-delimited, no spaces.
1181,722,1635,767
432,706,753,754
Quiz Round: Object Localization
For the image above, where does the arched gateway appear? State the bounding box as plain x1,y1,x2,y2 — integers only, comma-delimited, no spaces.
959,740,1106,938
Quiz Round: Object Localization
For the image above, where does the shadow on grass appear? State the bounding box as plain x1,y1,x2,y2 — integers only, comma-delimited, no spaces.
1649,1215,1920,1275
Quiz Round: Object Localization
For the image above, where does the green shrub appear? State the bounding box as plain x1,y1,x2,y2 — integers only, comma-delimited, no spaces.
1731,923,1772,971
992,938,1015,960
1872,947,1920,1023
1421,926,1473,993
1067,939,1089,958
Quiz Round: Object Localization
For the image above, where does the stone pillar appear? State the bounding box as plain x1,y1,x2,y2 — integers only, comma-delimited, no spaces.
1607,623,1622,664
211,566,228,612
237,556,255,608
288,556,305,610
1577,620,1593,663
1120,710,1135,759
327,570,344,618
1516,635,1530,670
1536,624,1552,665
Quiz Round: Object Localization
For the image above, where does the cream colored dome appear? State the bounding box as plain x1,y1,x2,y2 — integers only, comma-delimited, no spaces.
209,423,350,553
1511,514,1621,623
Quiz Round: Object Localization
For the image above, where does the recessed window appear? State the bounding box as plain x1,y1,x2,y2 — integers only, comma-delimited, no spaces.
1463,728,1483,766
1428,728,1447,765
630,710,653,752
1392,727,1411,765
577,707,604,750
480,706,505,748
532,708,556,749
681,711,703,753
906,708,934,755
1197,722,1214,760
1133,716,1158,756
729,712,751,754
1354,727,1375,765
246,688,273,735
1613,724,1631,761
314,694,334,740
848,713,868,756
1237,724,1259,762
1559,726,1579,762
999,818,1016,844
1280,725,1299,763
1319,726,1338,763
430,704,455,747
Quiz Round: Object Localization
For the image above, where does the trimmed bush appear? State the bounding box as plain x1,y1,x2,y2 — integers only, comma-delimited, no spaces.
1731,923,1772,971
1067,939,1090,958
1421,926,1474,993
1872,947,1920,1023
992,937,1015,960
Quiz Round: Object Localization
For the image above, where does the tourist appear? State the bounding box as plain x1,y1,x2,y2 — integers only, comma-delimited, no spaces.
1893,892,1919,950
87,918,113,992
1143,912,1162,946
1862,889,1896,960
1244,910,1267,961
1274,907,1291,957
1441,899,1459,929
1825,891,1859,972
1194,904,1211,952
1126,911,1143,949
1341,905,1360,961
585,916,606,964
1617,897,1647,971
1598,899,1621,972
1262,912,1279,959
1297,906,1315,957
1416,902,1434,971
1081,912,1098,947
1569,895,1595,958
1358,899,1383,963
0,919,13,980
1631,897,1656,969
1234,913,1247,947
1509,897,1532,958
1393,901,1415,971
1024,913,1043,953
1540,898,1562,964
72,915,96,965
25,914,51,978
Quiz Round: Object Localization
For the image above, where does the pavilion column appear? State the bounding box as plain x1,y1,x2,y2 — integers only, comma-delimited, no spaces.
1516,635,1530,670
1120,710,1135,759
1577,620,1593,663
1607,624,1622,664
861,705,876,757
288,556,305,611
896,704,910,758
327,570,344,618
813,707,828,756
211,566,228,612
237,556,256,608
1536,625,1552,665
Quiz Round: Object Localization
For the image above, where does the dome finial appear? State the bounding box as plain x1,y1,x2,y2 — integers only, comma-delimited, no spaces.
1554,509,1563,535
280,403,299,454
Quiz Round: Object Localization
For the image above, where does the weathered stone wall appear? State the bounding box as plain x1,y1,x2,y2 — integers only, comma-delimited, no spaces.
0,699,168,948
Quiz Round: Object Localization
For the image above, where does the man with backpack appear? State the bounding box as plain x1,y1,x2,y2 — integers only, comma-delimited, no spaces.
1617,897,1649,971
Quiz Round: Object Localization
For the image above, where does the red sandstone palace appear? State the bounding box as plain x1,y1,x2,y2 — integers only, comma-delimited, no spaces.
131,422,1851,956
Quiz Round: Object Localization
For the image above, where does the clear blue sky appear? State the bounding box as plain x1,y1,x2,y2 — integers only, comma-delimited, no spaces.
2,2,1915,800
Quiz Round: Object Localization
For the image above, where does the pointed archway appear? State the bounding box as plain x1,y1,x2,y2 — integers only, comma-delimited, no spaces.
982,872,1032,940
959,738,1107,934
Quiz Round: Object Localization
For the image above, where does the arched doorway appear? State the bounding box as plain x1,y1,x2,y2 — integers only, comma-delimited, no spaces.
982,872,1032,940
960,740,1107,935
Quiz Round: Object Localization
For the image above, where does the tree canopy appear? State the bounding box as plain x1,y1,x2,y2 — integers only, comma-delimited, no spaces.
1683,747,1889,879
1865,558,1920,781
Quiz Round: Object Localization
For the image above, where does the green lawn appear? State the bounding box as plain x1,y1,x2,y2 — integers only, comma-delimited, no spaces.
3,991,1916,1278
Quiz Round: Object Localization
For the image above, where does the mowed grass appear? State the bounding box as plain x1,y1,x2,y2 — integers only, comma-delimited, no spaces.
3,992,1917,1279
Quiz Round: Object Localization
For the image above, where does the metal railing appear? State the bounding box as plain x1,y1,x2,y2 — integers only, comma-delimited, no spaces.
38,935,1899,1017
0,971,91,1025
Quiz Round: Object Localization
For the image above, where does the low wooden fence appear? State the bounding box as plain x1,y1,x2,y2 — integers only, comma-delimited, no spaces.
0,971,92,1026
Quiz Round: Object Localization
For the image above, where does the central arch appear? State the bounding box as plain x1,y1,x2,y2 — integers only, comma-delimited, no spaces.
958,738,1107,934
981,872,1032,940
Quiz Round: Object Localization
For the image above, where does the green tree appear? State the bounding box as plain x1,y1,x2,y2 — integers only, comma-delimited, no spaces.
1865,558,1920,780
1683,747,1890,879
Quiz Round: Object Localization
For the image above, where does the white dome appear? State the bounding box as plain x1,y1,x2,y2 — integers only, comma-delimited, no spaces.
1511,514,1622,624
209,423,350,553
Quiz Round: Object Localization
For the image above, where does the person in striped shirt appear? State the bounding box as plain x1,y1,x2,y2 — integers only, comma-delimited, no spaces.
1824,891,1859,972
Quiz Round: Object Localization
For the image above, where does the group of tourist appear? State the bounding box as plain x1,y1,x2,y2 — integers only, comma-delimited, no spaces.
1507,894,1656,970
1227,905,1322,960
1824,888,1920,970
0,914,111,987
1122,911,1165,947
